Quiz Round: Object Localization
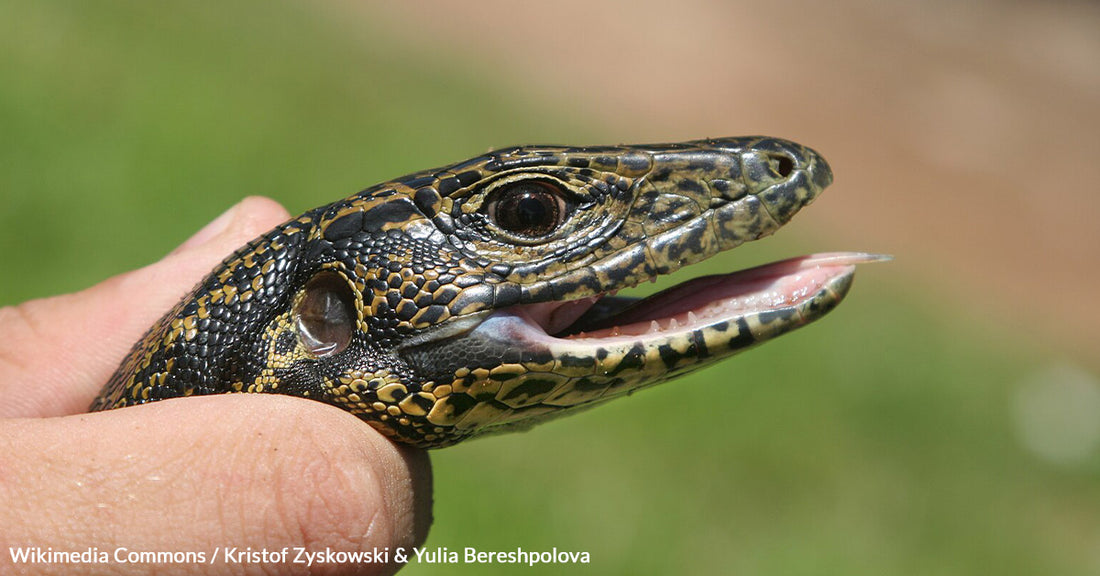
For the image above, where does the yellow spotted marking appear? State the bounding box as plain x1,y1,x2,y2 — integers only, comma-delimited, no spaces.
426,395,464,426
397,393,431,417
465,375,501,398
489,364,526,379
376,383,408,403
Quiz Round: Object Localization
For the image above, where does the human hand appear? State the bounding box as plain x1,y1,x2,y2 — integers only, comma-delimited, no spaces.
0,197,432,575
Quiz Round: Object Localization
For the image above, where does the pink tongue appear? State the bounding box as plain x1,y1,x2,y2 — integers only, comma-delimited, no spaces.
599,252,884,328
563,251,888,338
514,252,888,337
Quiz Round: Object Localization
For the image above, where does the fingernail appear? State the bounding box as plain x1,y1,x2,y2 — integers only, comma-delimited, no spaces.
174,201,241,254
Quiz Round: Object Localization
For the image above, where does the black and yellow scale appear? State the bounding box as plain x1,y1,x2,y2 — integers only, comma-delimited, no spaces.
93,137,876,448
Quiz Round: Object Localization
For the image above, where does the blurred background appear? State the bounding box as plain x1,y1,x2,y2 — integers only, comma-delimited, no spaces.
2,0,1098,573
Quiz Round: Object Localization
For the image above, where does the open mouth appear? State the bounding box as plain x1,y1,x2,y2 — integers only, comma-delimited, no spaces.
501,252,888,346
396,250,889,431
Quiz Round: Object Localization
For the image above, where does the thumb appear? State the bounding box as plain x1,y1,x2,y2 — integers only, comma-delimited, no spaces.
0,196,292,418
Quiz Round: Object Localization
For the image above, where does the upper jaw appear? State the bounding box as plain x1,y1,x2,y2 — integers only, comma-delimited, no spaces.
494,137,838,313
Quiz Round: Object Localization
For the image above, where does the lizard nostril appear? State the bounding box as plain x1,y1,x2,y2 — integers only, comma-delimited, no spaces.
772,153,795,179
765,151,800,179
296,271,355,357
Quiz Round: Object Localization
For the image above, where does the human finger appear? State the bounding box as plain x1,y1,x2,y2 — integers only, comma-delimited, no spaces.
0,197,291,418
0,394,432,576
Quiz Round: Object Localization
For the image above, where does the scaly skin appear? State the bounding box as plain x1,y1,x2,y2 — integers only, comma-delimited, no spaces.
92,137,847,448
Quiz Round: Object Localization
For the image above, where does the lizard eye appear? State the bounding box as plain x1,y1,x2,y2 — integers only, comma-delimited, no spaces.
486,180,569,238
296,271,355,357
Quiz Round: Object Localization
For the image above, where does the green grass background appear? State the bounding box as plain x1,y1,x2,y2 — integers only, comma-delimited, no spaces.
2,1,1096,574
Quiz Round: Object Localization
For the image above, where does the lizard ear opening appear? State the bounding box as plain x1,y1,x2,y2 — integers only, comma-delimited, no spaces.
295,270,355,357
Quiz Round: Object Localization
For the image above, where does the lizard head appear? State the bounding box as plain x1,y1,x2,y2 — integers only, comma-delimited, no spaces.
96,137,876,448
